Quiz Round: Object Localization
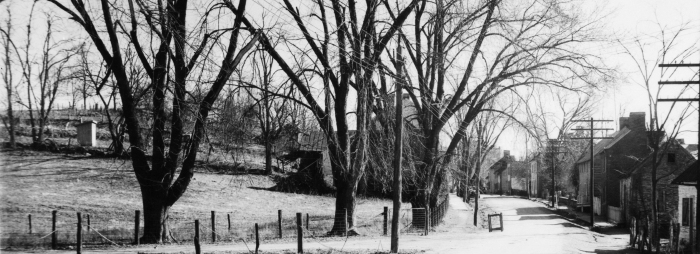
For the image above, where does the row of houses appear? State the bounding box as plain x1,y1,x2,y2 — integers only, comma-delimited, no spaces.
496,112,697,243
486,112,699,243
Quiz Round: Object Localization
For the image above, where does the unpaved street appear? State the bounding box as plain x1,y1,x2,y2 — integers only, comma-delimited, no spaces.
6,195,635,253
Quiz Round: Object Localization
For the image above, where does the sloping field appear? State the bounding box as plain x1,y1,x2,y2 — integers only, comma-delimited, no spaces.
0,151,398,249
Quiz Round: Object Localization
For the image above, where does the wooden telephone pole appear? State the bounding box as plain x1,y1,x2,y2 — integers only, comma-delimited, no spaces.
571,118,613,227
390,44,405,254
657,62,700,253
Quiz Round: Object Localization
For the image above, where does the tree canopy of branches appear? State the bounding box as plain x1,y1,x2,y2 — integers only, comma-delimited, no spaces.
380,0,608,213
47,0,259,243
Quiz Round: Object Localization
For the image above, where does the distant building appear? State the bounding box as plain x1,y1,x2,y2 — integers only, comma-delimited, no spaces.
489,150,528,195
529,155,539,198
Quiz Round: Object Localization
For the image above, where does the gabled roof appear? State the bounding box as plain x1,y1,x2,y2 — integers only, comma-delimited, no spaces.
671,160,698,186
576,128,631,163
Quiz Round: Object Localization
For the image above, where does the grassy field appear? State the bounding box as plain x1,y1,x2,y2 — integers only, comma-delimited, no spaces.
0,150,407,250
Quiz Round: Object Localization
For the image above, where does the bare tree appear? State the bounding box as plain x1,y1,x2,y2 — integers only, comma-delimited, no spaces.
619,23,698,252
47,0,258,243
0,7,16,148
383,0,608,215
231,0,419,234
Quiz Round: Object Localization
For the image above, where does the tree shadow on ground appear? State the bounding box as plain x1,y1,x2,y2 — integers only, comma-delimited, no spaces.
592,249,639,253
515,207,552,215
518,215,561,220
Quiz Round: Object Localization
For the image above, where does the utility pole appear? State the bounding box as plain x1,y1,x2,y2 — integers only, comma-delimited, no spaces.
474,122,483,226
390,44,405,254
571,118,613,228
657,62,700,253
548,139,567,209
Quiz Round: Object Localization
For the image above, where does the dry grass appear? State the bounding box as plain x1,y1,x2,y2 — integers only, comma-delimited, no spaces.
0,150,403,249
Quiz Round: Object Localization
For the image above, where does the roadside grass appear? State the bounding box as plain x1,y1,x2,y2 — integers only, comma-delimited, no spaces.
0,150,402,249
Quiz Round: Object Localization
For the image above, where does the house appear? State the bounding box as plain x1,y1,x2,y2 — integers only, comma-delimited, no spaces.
617,139,696,241
670,149,699,245
576,112,648,221
488,150,528,195
529,156,539,198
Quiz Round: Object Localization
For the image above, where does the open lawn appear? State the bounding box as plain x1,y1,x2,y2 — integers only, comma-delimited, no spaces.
0,150,404,250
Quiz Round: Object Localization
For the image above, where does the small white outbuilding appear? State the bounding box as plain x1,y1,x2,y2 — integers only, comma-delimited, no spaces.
76,120,97,147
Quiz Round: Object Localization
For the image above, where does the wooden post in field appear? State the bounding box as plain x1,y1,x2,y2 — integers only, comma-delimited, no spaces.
306,213,309,230
86,214,90,232
28,214,32,234
51,210,57,250
296,213,303,254
76,212,82,254
278,210,283,238
227,214,231,231
383,207,388,236
134,210,140,245
211,211,216,242
194,220,201,254
344,208,348,236
255,223,260,254
424,208,429,236
500,213,504,231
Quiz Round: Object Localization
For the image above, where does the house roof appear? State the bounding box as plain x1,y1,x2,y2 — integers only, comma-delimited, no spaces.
683,144,698,159
298,131,327,151
671,160,699,186
626,139,697,177
576,128,631,163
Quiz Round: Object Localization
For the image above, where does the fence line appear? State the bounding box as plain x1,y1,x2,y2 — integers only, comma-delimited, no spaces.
1,197,454,249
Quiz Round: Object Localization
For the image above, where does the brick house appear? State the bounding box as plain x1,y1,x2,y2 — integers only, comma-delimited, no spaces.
620,138,696,238
489,150,528,195
576,112,648,221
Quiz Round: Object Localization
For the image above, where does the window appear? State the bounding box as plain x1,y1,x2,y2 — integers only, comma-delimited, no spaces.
682,198,692,226
668,153,676,163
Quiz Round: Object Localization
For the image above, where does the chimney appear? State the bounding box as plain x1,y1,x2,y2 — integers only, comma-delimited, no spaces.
504,150,510,157
677,138,685,145
628,112,646,132
402,93,410,100
619,117,629,131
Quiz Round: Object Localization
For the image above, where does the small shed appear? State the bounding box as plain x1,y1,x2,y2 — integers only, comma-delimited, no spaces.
76,120,97,147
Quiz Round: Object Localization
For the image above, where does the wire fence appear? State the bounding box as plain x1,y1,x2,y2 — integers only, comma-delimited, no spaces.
1,198,451,250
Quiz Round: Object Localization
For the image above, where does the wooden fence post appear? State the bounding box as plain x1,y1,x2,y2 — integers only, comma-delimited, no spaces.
194,220,201,254
297,213,303,254
86,214,90,232
52,210,57,250
344,208,348,236
228,214,231,231
134,210,140,245
500,213,504,231
278,210,283,238
77,212,82,254
211,211,216,243
28,214,32,234
306,213,309,230
255,223,260,254
383,207,388,236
